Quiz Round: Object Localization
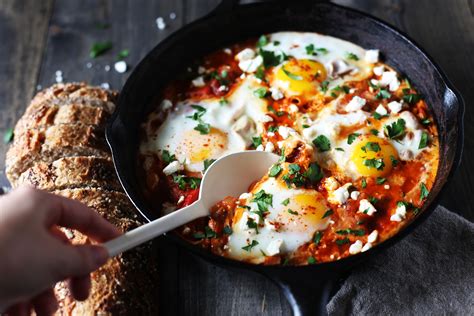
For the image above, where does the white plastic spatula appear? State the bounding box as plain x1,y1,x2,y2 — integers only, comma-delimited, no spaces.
104,151,279,257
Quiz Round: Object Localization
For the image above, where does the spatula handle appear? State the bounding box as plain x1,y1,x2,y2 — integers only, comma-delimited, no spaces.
104,200,207,257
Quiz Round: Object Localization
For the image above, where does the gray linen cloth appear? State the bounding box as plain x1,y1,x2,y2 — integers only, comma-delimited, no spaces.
327,205,474,315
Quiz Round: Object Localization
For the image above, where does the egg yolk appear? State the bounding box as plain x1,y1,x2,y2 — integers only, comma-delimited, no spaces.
275,59,327,96
351,135,398,177
180,127,228,163
291,193,328,221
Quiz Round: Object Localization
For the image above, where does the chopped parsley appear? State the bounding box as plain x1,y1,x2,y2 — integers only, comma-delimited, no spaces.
247,218,259,233
335,147,345,152
219,97,229,105
336,228,365,236
420,118,431,125
305,44,317,56
346,52,359,61
335,238,350,245
273,41,280,46
307,256,317,264
361,178,367,188
316,47,329,54
253,87,268,98
390,155,399,167
268,125,278,133
322,209,333,218
312,135,331,152
255,66,266,81
3,128,13,144
384,119,406,140
369,196,379,204
320,80,329,93
313,231,323,245
364,158,385,170
223,226,233,235
257,35,268,48
172,175,201,190
302,124,310,128
420,182,429,200
419,131,429,149
332,85,350,94
376,177,386,184
187,105,211,134
203,159,216,172
347,133,361,145
252,190,273,213
402,88,422,104
117,49,129,60
370,129,379,136
259,50,287,68
242,240,259,252
376,89,391,99
282,67,303,81
252,136,263,148
194,122,211,134
288,163,301,174
193,226,217,239
90,41,112,58
269,164,282,177
305,162,324,183
281,198,290,206
287,209,298,215
363,142,381,152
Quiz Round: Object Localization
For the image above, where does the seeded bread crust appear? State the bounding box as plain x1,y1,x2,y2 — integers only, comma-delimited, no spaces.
5,124,108,185
17,157,122,192
52,189,159,316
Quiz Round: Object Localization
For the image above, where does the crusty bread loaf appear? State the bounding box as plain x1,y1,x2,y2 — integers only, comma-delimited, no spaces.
17,156,122,192
53,189,159,316
6,83,159,315
6,124,109,185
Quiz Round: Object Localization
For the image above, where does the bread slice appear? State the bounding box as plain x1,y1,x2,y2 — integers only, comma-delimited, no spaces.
17,157,122,192
53,188,159,315
5,124,109,185
15,83,116,135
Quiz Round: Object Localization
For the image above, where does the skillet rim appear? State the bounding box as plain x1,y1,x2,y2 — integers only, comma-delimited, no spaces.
106,0,464,273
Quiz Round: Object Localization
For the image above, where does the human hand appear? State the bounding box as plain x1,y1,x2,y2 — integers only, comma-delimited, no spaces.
0,186,121,315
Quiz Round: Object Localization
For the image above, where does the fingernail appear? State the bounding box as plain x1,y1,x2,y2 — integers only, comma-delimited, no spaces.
91,246,109,267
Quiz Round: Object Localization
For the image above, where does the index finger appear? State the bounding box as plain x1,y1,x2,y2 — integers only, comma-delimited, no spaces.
42,192,122,242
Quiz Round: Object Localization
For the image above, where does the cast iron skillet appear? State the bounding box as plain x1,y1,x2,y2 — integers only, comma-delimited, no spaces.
106,0,464,314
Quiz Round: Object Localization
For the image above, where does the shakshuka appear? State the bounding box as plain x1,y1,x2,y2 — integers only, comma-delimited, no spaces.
139,32,438,265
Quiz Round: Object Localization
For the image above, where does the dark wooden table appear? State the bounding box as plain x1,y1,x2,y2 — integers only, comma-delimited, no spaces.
0,0,472,314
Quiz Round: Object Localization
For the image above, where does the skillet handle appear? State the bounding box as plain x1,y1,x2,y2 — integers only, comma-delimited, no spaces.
264,271,337,316
214,0,329,14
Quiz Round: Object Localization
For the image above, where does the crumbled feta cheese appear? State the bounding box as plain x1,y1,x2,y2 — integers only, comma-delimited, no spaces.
192,76,205,87
239,192,252,200
375,104,388,116
390,214,403,222
358,199,377,215
240,73,246,79
370,79,379,86
350,191,360,200
218,85,228,92
373,65,384,76
223,48,232,55
361,242,372,252
288,104,299,113
267,132,275,137
278,126,296,140
100,82,110,90
324,177,340,191
114,61,127,73
238,55,263,73
198,66,206,74
346,96,367,112
379,71,400,91
367,230,378,243
387,101,403,113
259,114,274,123
329,183,352,205
349,88,357,94
264,142,275,153
384,184,390,190
269,86,284,100
266,239,284,256
236,48,255,61
349,240,363,254
160,99,173,110
364,49,379,63
277,141,284,148
162,161,183,175
177,195,185,204
399,111,421,130
156,17,166,30
256,144,264,151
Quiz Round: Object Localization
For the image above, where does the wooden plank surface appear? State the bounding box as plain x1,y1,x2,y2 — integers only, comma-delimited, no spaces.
0,0,472,315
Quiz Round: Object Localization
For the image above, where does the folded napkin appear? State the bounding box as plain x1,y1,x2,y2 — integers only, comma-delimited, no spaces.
327,205,474,315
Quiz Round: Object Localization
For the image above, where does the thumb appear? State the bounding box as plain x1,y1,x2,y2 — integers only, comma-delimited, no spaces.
56,245,109,278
